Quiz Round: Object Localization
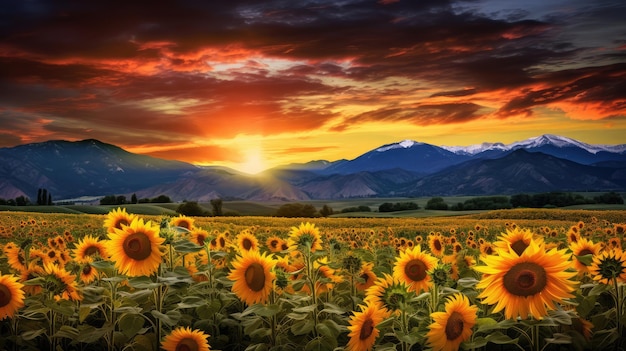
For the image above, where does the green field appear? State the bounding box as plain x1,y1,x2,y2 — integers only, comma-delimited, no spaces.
2,194,625,218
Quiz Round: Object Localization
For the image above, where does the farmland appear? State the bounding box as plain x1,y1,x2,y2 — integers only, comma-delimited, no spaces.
0,208,625,350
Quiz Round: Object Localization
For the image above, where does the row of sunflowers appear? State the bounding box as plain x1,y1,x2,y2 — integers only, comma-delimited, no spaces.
0,208,625,350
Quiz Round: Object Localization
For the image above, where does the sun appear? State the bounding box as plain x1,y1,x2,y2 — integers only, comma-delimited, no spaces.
239,148,266,174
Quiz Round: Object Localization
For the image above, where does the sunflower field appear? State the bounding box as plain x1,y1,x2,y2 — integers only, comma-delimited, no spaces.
0,208,625,351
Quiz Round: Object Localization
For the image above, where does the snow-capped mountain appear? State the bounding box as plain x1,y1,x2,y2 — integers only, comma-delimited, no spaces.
441,134,626,156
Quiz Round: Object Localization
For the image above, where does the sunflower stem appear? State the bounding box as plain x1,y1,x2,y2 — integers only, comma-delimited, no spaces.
613,276,622,337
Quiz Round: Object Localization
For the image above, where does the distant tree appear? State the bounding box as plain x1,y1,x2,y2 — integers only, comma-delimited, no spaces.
510,194,532,208
426,197,448,210
594,191,624,204
131,193,138,204
275,203,318,217
47,193,52,205
116,195,127,205
151,195,171,203
42,189,48,205
37,188,42,205
177,201,210,216
378,202,394,212
210,198,223,216
15,195,29,206
0,198,7,205
320,204,334,217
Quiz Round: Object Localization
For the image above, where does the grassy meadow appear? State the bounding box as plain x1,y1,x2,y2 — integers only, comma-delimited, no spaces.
0,207,625,350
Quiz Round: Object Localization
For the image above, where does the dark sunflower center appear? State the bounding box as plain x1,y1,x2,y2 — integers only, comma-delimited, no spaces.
0,283,12,308
115,219,130,230
196,235,206,246
484,246,493,255
245,262,266,292
359,318,375,340
270,239,279,249
219,237,225,247
122,232,152,261
434,239,442,251
178,221,191,230
405,259,428,282
445,311,464,340
578,249,593,256
175,338,198,351
242,238,253,250
82,265,93,275
510,240,528,256
84,245,100,257
360,273,370,283
503,262,547,296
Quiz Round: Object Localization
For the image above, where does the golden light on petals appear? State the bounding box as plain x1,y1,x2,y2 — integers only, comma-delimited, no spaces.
161,326,211,351
346,303,387,351
103,207,137,233
475,239,577,320
228,250,275,305
72,235,108,264
0,274,25,320
427,293,478,351
105,217,165,277
393,245,439,293
288,222,323,253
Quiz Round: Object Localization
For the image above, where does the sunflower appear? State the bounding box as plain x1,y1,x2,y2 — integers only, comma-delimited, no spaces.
287,222,323,253
161,326,210,351
356,262,377,292
44,262,82,301
0,274,25,319
426,293,478,351
475,240,577,320
393,245,439,293
190,229,210,247
4,245,27,273
569,238,602,275
364,273,412,314
589,248,626,285
170,215,195,231
20,262,44,295
103,207,137,233
79,263,99,284
228,249,275,305
493,227,543,256
428,235,445,257
236,230,259,252
72,235,108,264
105,217,165,277
346,303,388,351
315,256,343,293
265,236,285,253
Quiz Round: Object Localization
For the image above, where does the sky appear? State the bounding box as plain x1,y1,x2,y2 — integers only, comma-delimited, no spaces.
1,0,625,174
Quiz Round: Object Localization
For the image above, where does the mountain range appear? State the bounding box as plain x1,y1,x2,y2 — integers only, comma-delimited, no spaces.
1,134,625,202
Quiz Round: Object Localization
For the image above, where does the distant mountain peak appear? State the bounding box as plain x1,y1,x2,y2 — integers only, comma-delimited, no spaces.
376,139,422,152
441,134,626,156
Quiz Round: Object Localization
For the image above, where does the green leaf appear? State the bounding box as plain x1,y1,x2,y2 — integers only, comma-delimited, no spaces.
544,333,572,345
79,306,93,323
457,277,479,288
485,331,519,345
292,304,317,313
574,254,593,266
321,302,346,315
118,314,145,339
196,300,221,319
151,309,181,327
291,319,314,336
128,276,161,289
53,325,79,339
172,238,203,253
46,299,75,316
178,295,207,309
76,325,111,343
462,336,488,349
548,310,573,325
21,329,46,341
476,318,515,332
588,282,609,297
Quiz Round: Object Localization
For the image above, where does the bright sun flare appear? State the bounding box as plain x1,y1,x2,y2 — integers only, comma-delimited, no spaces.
239,149,266,174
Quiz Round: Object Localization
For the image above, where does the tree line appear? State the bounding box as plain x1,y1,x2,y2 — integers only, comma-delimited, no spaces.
425,191,624,211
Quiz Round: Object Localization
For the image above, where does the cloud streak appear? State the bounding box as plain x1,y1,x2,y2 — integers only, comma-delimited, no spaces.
1,0,625,170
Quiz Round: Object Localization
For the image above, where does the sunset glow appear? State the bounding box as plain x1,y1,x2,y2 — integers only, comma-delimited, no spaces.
1,1,624,173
